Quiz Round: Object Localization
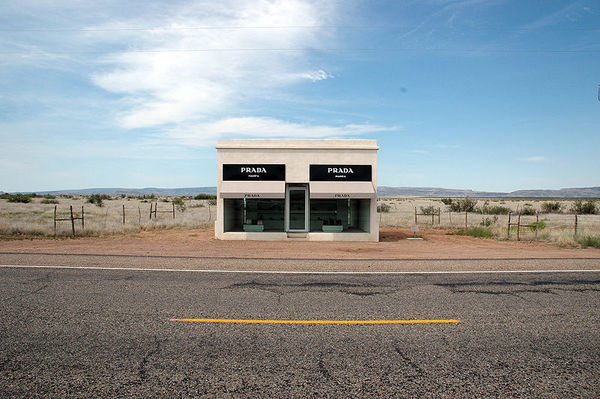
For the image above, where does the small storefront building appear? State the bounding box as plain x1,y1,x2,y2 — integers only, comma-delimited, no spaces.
215,139,379,241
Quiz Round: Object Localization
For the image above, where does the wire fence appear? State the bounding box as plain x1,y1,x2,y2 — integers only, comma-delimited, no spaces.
0,198,216,237
378,209,600,239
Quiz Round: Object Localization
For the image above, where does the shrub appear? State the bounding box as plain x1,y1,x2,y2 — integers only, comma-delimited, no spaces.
1,193,34,203
478,205,511,215
541,201,562,213
420,205,435,215
529,220,546,231
451,227,494,238
87,194,110,207
449,197,478,212
440,198,453,205
194,194,217,200
377,202,391,213
41,199,59,204
480,216,498,227
575,235,600,249
571,199,597,215
172,197,186,212
207,198,217,206
521,205,536,216
2,194,31,204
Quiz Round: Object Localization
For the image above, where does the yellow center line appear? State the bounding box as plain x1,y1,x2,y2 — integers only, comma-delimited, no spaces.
169,318,460,324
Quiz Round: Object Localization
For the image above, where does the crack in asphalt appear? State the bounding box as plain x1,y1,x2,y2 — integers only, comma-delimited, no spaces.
317,352,334,382
434,279,600,298
222,280,401,297
394,346,425,377
137,338,167,384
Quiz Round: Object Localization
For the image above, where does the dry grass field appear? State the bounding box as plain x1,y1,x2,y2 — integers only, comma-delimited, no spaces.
0,195,598,248
377,197,600,247
0,196,215,238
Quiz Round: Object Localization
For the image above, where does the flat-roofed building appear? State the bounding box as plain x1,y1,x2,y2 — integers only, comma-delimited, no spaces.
215,139,379,241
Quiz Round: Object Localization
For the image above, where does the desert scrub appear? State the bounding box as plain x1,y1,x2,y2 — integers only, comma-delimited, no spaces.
450,227,494,238
480,216,498,227
377,202,391,213
449,197,477,212
519,205,536,215
419,205,435,215
194,194,217,200
478,204,511,215
41,199,59,204
87,194,110,207
575,235,600,249
172,197,186,212
1,193,35,203
571,199,597,215
541,201,562,213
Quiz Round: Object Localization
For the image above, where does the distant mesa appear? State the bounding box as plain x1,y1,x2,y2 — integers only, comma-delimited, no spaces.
9,186,600,198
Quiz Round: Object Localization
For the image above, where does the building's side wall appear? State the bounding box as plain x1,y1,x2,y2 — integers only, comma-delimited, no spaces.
215,145,379,241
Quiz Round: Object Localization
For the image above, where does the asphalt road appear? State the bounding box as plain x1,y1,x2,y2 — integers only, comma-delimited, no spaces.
1,266,599,397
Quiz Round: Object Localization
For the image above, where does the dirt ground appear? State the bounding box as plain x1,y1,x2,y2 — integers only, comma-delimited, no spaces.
1,227,599,260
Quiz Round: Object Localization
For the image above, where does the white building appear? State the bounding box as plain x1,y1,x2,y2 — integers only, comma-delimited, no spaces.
215,139,379,241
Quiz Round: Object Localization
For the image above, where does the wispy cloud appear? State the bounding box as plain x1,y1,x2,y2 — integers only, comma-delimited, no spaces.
520,156,546,162
410,149,430,154
89,0,344,138
159,117,397,147
520,1,586,31
299,69,334,82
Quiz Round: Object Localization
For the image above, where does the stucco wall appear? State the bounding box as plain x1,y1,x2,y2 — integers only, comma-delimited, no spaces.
215,139,379,241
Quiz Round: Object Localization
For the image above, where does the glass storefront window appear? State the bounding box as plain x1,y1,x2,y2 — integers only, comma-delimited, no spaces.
310,199,370,233
223,198,285,232
224,198,369,233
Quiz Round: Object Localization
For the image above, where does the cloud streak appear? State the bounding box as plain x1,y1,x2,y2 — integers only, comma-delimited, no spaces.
160,117,397,147
89,0,352,143
520,156,546,162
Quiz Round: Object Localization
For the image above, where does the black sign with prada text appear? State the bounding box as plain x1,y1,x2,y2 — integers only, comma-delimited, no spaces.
310,165,372,181
223,164,285,181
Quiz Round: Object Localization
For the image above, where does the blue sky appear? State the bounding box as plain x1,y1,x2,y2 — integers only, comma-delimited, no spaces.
1,0,598,192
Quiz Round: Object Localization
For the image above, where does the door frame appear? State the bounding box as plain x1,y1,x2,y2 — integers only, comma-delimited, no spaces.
285,184,309,232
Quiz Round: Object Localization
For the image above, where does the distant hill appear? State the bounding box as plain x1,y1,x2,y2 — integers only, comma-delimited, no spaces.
11,186,600,198
377,186,505,198
507,187,600,198
378,186,600,198
37,187,217,197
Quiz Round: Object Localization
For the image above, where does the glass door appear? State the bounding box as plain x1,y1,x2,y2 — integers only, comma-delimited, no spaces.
286,186,308,232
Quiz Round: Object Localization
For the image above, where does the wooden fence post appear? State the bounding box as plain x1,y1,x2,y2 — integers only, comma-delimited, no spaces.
431,212,434,225
414,207,417,225
149,203,153,220
70,205,75,237
464,211,468,228
574,214,578,235
172,202,175,219
437,208,441,224
507,212,511,239
517,213,521,241
54,205,57,237
535,213,539,239
138,207,141,224
122,204,126,224
81,206,84,229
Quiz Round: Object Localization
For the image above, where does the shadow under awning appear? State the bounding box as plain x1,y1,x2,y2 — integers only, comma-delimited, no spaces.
220,181,285,199
309,181,376,199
